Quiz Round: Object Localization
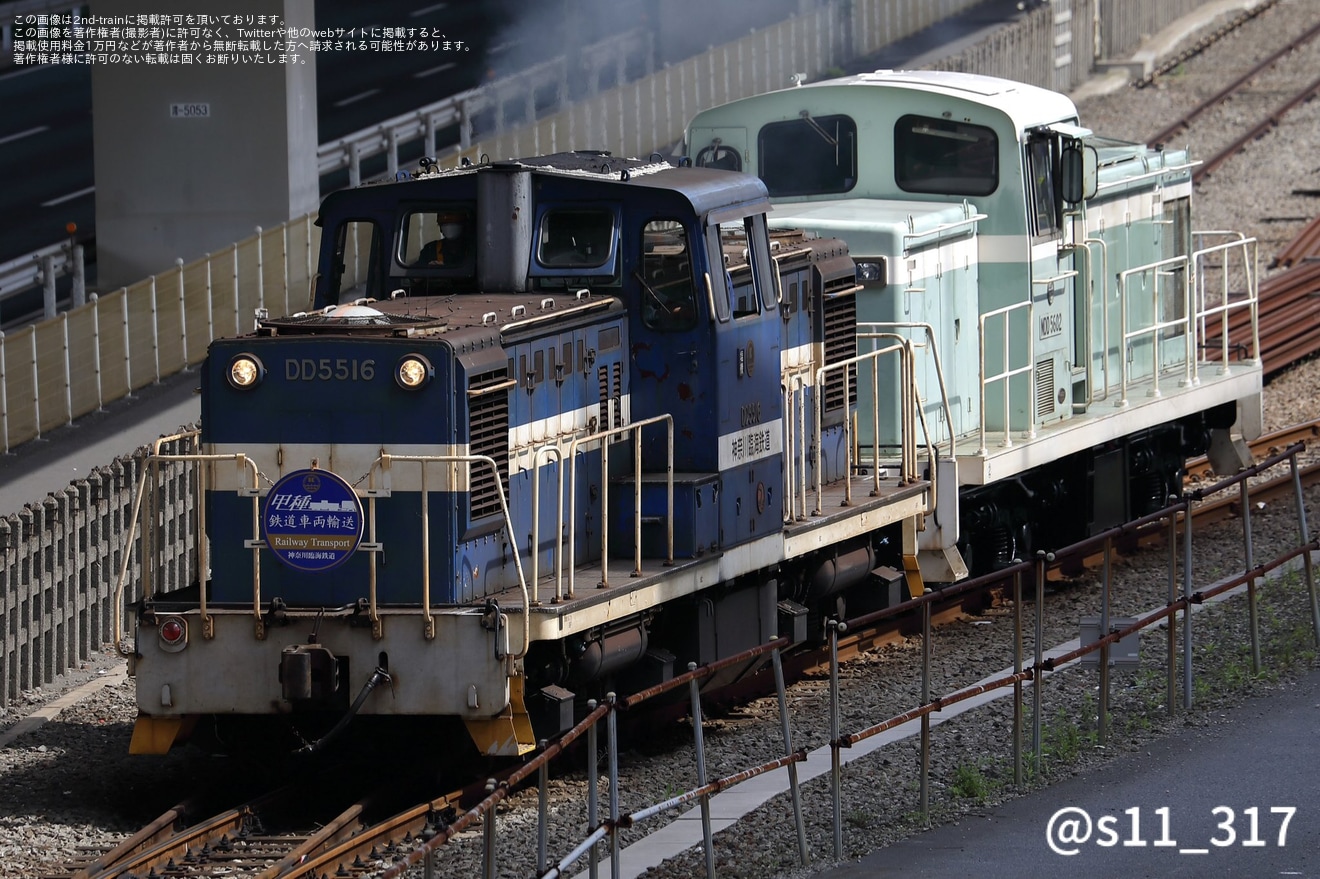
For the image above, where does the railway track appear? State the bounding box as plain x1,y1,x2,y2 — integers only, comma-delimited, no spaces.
1137,9,1320,375
49,774,484,879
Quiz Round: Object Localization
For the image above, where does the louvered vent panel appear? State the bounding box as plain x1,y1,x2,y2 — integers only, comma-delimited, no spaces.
468,368,510,520
823,293,858,413
1035,358,1055,420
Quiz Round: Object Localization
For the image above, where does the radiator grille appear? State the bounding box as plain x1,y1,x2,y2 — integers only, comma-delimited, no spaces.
468,368,510,521
823,293,857,413
1035,358,1056,419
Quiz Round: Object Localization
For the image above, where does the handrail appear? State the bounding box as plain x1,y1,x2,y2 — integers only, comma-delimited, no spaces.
370,453,530,657
810,342,917,515
901,208,987,251
858,321,956,459
1192,232,1260,374
529,444,566,604
1116,253,1191,405
564,414,674,597
977,299,1035,454
112,433,258,655
863,331,940,505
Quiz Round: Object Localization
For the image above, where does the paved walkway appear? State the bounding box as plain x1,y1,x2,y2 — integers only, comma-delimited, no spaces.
815,664,1320,878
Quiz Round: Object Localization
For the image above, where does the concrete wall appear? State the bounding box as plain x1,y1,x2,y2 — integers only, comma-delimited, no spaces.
90,0,317,288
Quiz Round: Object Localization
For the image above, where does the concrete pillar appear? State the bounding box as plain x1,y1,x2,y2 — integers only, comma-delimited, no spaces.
91,0,318,289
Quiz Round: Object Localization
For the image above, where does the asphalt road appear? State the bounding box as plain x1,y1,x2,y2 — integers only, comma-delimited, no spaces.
0,0,544,266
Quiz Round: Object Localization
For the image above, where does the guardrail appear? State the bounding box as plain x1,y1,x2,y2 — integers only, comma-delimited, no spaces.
0,238,87,318
317,28,654,186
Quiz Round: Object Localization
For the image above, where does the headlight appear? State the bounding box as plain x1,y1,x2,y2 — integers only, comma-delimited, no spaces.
228,354,265,389
855,259,886,284
395,354,433,389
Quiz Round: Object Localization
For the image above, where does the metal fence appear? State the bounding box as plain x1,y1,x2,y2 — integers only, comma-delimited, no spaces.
0,216,318,452
372,446,1317,878
0,431,198,708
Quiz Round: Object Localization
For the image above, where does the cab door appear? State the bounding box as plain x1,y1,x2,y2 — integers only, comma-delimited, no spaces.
1025,132,1077,427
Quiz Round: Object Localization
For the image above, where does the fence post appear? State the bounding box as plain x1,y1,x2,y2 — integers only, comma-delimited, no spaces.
148,276,160,382
482,778,496,879
1013,564,1023,787
90,294,103,411
920,597,931,821
607,692,620,879
1182,497,1194,709
0,331,7,453
1241,476,1261,673
71,244,85,307
587,698,600,879
1099,535,1111,744
773,646,809,865
29,327,41,440
204,255,215,344
60,313,71,427
1033,550,1051,776
232,244,241,338
537,739,549,876
687,663,715,879
1290,452,1319,645
305,214,314,307
120,289,133,397
281,223,290,318
829,618,843,859
1167,497,1178,715
255,226,265,314
42,253,56,320
176,259,189,369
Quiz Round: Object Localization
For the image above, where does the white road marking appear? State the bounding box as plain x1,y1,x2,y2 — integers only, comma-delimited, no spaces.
413,61,456,78
333,88,382,108
41,185,94,207
0,125,48,146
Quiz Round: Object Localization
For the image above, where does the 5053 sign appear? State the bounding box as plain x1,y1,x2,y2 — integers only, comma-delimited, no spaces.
169,102,210,118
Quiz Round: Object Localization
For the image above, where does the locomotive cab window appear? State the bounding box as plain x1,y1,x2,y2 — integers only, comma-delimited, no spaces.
537,209,615,268
639,220,698,332
396,207,475,295
399,207,474,270
331,219,384,304
894,115,998,197
758,113,857,197
695,141,742,171
716,219,766,319
1027,136,1059,236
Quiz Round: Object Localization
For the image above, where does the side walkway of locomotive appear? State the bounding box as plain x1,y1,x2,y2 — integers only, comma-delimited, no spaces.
127,153,937,757
686,70,1263,576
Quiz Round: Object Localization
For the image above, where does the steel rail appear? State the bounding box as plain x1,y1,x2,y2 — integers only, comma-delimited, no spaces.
1144,16,1320,147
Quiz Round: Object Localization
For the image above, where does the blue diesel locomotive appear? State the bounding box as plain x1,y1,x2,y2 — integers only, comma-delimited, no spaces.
127,152,936,756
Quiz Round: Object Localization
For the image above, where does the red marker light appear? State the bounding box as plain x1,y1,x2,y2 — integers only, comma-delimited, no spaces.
160,619,185,644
